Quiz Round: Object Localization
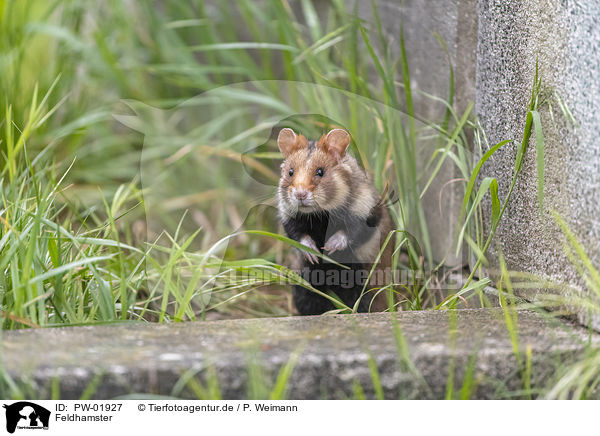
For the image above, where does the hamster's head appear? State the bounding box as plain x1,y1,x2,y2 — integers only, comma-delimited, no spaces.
277,127,352,215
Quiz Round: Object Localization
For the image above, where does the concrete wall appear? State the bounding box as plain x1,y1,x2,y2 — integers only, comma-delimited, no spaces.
361,0,600,327
357,0,478,266
476,0,600,328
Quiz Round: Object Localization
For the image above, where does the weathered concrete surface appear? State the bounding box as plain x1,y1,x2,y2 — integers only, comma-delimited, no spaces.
476,0,600,328
2,309,595,399
358,0,478,266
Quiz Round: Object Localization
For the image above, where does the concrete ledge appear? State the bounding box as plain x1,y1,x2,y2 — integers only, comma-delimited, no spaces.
1,309,596,399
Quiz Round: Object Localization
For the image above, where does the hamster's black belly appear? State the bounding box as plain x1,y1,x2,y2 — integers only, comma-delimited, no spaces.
293,260,372,315
283,210,380,315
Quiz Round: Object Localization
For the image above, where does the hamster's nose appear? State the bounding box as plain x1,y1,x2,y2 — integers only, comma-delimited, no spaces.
294,189,309,201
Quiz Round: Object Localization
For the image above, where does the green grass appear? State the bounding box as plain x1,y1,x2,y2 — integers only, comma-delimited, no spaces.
0,0,479,325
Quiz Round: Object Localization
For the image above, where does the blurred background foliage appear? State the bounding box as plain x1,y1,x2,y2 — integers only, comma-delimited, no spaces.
0,0,475,327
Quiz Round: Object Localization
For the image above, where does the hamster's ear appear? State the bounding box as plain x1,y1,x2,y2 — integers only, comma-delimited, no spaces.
320,128,351,159
277,128,307,157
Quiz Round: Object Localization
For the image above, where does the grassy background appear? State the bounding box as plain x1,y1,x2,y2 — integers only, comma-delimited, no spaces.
0,0,482,327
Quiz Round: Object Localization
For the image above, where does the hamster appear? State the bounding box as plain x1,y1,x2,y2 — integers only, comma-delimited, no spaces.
276,127,394,315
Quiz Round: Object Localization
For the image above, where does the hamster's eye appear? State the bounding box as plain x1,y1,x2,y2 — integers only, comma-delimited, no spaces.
316,168,324,177
289,168,294,177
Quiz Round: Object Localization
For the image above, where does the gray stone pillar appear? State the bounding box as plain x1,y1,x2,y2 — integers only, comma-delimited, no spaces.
477,0,600,327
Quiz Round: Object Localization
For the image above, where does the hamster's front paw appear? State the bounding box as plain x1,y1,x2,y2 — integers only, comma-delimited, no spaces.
323,231,348,254
299,235,319,264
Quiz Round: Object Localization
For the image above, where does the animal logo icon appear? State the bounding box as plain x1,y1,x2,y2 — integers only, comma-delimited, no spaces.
3,402,50,433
